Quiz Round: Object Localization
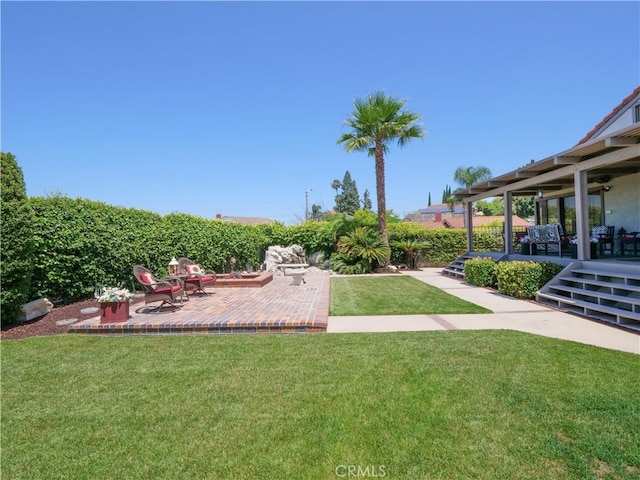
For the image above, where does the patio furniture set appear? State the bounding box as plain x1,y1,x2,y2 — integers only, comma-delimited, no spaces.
133,257,217,312
518,224,637,257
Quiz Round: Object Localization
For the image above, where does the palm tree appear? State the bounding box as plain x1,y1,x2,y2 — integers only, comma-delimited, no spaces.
337,91,424,245
453,166,492,189
452,165,492,225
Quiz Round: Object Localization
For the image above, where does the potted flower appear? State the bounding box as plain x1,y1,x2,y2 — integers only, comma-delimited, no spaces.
519,235,536,255
97,287,134,323
569,236,599,259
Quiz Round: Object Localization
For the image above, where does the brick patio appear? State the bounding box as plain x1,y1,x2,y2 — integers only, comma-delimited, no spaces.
69,268,329,335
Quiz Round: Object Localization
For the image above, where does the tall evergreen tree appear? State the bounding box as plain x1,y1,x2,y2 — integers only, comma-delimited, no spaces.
334,170,361,215
442,185,452,203
362,189,372,210
428,192,431,206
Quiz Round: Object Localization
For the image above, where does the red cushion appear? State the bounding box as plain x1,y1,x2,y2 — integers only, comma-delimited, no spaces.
186,275,215,284
155,285,181,295
140,273,153,284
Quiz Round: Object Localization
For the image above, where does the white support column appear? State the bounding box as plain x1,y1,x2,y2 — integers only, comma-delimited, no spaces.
503,191,513,254
465,201,474,252
574,169,590,260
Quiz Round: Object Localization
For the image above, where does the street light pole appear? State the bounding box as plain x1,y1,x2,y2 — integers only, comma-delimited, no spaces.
305,188,313,221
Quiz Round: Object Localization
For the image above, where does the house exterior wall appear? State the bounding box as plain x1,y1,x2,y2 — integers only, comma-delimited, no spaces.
596,97,640,138
604,172,640,233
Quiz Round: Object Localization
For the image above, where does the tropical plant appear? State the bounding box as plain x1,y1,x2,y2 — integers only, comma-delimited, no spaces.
337,91,425,246
332,227,391,274
390,239,430,269
451,165,493,222
453,165,493,189
310,204,324,221
330,252,370,275
331,179,342,194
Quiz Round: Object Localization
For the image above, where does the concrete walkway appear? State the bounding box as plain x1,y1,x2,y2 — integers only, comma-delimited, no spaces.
327,268,640,355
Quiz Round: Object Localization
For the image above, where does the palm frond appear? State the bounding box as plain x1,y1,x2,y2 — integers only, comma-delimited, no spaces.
337,227,391,265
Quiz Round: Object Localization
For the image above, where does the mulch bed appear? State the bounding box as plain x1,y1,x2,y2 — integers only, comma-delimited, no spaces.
1,298,145,340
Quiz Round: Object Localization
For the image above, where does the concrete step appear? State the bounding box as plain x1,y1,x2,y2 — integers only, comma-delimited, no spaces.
558,276,640,294
571,268,640,282
548,284,640,307
537,291,640,324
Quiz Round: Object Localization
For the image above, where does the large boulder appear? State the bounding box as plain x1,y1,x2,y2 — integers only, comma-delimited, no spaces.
20,298,54,322
264,245,306,272
306,251,327,268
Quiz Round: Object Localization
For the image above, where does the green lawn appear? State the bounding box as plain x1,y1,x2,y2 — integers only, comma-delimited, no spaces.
2,332,638,479
330,275,490,316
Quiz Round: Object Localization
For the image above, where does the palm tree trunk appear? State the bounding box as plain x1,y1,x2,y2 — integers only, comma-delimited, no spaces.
375,141,388,247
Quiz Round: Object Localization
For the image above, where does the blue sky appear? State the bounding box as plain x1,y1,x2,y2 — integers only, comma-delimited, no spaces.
2,1,639,224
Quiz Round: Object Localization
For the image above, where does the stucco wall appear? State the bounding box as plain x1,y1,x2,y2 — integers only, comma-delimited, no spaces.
603,172,640,235
597,98,639,138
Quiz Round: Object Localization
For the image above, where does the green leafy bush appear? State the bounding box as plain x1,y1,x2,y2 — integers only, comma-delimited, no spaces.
28,196,270,303
473,229,503,252
256,221,335,257
539,261,564,285
494,261,562,299
464,257,497,287
389,224,466,266
20,191,563,304
0,153,35,325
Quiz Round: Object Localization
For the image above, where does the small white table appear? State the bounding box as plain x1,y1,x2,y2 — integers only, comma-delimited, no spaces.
276,264,309,285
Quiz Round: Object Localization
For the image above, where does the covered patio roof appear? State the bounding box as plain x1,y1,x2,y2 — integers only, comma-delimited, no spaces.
455,122,640,202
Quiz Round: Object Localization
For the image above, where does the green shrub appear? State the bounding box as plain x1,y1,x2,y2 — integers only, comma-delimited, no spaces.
473,229,503,251
464,257,497,287
494,261,562,299
539,261,564,285
389,224,467,266
21,193,558,303
28,196,270,303
256,221,335,257
0,152,35,325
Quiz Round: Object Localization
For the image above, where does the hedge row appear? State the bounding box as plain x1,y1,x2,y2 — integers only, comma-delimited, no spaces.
2,193,513,323
27,196,274,303
464,257,563,299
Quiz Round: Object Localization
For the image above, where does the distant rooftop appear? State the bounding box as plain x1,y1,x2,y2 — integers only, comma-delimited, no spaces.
417,203,464,215
443,215,531,228
215,214,275,225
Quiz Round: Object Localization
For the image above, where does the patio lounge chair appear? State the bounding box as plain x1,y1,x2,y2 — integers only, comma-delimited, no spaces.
133,265,185,312
592,225,615,256
177,257,217,295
